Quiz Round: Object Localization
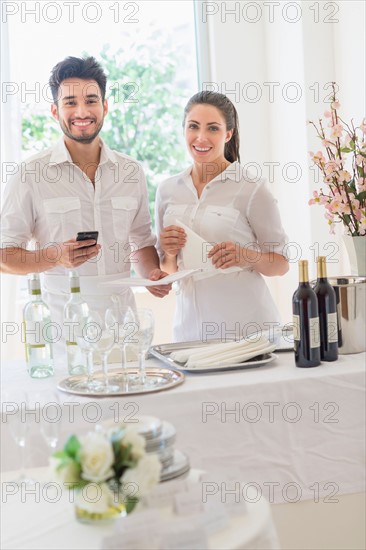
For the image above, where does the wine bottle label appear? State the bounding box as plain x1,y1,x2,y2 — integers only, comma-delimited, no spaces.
292,315,300,341
23,321,48,346
337,302,342,329
309,317,320,348
327,312,338,343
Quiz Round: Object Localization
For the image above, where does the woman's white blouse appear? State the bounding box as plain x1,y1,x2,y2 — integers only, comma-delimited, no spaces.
155,162,289,342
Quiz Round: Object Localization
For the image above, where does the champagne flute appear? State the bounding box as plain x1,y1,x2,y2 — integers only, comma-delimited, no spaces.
38,392,62,451
3,390,35,485
75,313,101,392
129,308,155,389
106,302,136,392
90,310,119,393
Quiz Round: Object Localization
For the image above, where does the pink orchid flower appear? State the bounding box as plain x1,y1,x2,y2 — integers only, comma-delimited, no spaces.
324,161,339,175
343,134,353,148
337,170,352,183
357,177,366,191
330,123,344,138
322,139,336,149
331,100,341,110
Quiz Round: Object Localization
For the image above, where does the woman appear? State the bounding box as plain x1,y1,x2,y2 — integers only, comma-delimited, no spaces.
155,91,289,342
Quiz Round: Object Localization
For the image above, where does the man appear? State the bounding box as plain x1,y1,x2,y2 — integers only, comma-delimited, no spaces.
0,56,170,339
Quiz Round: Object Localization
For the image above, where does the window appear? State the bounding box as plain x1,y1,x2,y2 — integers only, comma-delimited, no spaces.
1,0,199,358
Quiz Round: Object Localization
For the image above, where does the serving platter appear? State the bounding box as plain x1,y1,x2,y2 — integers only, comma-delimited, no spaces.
57,366,185,397
149,341,278,373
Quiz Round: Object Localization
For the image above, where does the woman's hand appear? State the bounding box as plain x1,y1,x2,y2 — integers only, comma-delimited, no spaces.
208,241,244,269
208,241,289,276
160,226,186,257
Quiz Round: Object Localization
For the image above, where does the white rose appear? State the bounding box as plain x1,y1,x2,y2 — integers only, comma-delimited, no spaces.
120,454,162,498
79,432,114,483
49,456,80,485
122,428,146,460
75,482,115,514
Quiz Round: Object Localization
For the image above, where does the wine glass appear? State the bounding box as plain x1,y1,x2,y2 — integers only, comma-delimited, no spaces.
89,310,119,393
129,308,155,389
2,390,35,485
106,301,136,392
38,392,62,452
75,313,102,392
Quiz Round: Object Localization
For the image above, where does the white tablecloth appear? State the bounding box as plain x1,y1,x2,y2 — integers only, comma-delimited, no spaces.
0,468,280,550
1,352,365,504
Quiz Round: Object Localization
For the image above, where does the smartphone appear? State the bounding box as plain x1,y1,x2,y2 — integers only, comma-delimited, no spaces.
76,231,99,247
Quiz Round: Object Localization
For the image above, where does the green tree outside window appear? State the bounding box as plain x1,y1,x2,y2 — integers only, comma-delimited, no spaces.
21,42,192,224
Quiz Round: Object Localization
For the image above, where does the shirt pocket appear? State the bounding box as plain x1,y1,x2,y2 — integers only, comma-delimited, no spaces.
162,204,188,228
111,196,138,239
200,205,240,242
43,197,81,242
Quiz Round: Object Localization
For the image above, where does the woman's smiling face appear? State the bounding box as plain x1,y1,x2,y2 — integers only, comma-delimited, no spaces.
184,104,233,165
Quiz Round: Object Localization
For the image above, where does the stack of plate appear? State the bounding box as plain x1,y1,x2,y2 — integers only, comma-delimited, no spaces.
136,416,190,482
107,415,190,482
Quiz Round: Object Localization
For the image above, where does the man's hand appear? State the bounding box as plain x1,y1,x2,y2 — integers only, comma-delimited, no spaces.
160,226,186,257
55,238,101,268
146,268,172,297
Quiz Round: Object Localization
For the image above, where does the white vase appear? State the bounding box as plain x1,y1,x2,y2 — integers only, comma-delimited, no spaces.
343,236,366,276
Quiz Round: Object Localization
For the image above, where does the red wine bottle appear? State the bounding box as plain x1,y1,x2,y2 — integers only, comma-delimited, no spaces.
292,260,321,367
314,257,338,361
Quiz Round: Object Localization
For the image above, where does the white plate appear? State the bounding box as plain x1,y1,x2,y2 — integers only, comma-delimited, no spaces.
150,342,278,373
176,353,277,373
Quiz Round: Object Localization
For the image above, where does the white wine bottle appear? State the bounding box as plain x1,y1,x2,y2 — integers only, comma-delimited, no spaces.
292,260,321,368
23,273,54,378
63,271,88,375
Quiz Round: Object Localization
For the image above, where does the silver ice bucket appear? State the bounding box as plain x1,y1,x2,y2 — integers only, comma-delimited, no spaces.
329,277,366,354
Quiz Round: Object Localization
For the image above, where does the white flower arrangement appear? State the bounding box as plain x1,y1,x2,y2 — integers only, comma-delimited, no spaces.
52,426,161,515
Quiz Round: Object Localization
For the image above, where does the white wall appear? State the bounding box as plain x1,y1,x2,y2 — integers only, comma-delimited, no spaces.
200,0,366,323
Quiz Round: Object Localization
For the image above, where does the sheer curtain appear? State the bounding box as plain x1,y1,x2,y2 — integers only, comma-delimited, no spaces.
1,20,22,360
199,0,365,323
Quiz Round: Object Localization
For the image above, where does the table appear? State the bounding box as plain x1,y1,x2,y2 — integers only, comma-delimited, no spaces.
0,468,280,550
1,352,365,504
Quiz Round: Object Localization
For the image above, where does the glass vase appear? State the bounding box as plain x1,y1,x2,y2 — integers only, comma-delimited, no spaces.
343,235,366,276
74,483,127,524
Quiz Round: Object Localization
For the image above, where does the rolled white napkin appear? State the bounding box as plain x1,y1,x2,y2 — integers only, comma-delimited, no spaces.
170,336,275,368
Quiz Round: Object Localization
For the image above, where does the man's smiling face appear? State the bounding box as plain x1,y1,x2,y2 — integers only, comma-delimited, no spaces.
51,78,108,144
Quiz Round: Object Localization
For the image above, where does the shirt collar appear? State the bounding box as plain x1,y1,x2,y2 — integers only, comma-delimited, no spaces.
49,138,117,165
211,161,241,183
178,161,241,184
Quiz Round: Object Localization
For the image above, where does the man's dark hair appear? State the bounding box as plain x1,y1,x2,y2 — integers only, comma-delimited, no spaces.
49,56,107,103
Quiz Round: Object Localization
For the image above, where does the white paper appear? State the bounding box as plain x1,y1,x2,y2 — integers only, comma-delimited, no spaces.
145,479,188,508
174,487,204,516
176,220,241,274
101,269,199,287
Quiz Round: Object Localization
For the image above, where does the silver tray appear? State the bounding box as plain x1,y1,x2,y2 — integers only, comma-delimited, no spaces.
57,367,185,397
149,341,278,373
